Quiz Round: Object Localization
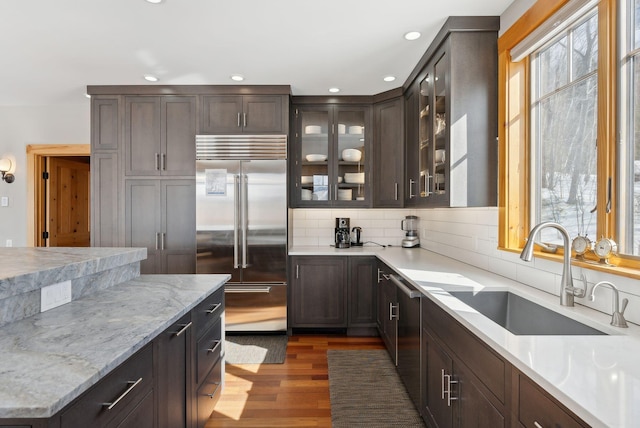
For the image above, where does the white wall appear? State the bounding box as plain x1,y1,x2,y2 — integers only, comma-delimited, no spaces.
0,104,90,247
500,0,537,35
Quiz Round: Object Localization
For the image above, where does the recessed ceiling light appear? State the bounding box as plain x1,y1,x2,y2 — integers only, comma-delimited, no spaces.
144,75,159,82
383,76,396,82
404,31,421,41
230,75,244,82
85,93,91,99
329,87,340,93
145,0,163,4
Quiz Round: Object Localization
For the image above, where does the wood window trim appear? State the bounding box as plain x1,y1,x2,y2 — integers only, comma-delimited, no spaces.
498,0,640,279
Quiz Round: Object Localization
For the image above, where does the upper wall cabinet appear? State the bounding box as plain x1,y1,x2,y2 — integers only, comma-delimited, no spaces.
291,102,372,207
124,96,196,176
405,17,499,208
373,96,404,208
200,95,287,134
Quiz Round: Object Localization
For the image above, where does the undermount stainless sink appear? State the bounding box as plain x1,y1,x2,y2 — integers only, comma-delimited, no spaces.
449,291,607,336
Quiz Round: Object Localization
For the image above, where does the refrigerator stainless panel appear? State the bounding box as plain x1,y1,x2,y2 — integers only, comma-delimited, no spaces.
242,159,287,284
225,284,287,332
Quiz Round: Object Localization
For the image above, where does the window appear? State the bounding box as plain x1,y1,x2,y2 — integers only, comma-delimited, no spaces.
498,0,640,273
619,0,640,255
530,10,599,244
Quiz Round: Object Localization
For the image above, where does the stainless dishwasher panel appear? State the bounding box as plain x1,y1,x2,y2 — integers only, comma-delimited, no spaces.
224,283,287,332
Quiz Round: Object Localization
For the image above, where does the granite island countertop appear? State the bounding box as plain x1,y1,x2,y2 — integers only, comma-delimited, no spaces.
0,273,229,419
290,245,640,428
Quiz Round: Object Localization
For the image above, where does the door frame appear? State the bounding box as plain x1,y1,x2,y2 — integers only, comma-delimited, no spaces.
26,144,90,246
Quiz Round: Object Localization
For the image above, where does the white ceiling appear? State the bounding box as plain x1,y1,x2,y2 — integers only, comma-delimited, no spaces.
0,0,514,107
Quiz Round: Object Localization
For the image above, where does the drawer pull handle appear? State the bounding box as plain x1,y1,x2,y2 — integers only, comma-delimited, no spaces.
206,303,222,314
103,377,143,410
207,340,222,354
174,321,193,337
533,423,543,428
206,382,221,398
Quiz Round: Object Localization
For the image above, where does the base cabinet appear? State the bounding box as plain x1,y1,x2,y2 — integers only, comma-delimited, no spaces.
290,256,376,333
0,288,225,428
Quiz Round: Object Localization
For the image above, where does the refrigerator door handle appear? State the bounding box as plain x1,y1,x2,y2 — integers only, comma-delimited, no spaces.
233,174,240,268
241,173,249,268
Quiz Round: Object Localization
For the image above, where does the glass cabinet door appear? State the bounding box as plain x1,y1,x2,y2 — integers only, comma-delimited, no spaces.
299,108,330,203
336,109,366,204
419,73,432,199
433,52,448,198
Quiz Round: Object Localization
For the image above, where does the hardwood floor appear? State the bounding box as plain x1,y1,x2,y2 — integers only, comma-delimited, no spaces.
206,335,385,427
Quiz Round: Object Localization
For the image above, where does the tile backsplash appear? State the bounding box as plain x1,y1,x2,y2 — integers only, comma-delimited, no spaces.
291,207,640,326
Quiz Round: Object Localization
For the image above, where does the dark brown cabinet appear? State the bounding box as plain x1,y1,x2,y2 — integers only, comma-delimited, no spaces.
421,295,506,427
290,256,348,327
373,96,405,207
405,18,498,207
124,96,196,177
200,95,286,134
514,370,588,428
376,261,397,363
290,256,376,333
155,313,192,428
124,179,195,274
291,103,372,207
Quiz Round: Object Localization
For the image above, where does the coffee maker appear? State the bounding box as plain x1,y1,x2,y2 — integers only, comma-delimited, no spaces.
401,215,420,248
335,218,351,248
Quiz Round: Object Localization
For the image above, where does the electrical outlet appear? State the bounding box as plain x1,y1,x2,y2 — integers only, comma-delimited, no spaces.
41,281,72,312
0,196,8,207
5,239,12,247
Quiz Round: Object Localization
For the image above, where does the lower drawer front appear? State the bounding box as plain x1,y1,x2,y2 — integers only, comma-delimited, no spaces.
196,358,223,428
113,389,154,428
193,288,224,339
60,344,153,428
196,318,222,385
518,373,585,428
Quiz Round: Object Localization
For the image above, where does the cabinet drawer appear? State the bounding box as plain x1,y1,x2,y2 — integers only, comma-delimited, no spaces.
113,389,154,428
195,358,223,428
423,297,506,402
60,344,153,428
196,318,223,385
518,373,586,428
193,288,224,339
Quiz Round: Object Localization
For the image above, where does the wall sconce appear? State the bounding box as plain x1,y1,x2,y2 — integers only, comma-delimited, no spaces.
0,158,15,183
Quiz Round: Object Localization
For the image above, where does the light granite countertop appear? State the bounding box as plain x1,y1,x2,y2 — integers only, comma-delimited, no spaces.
290,245,640,428
0,247,146,300
0,273,229,419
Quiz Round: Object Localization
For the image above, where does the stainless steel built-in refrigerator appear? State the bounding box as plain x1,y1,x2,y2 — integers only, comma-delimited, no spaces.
196,135,287,332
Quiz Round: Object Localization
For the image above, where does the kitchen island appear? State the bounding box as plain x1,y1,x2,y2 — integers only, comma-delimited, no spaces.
290,245,640,428
0,247,228,426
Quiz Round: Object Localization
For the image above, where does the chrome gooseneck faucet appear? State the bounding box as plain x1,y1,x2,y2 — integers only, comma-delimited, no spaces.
588,281,629,328
520,222,585,307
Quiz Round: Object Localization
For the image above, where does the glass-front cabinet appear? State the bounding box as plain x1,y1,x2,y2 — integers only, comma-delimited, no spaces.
418,51,449,205
292,104,371,207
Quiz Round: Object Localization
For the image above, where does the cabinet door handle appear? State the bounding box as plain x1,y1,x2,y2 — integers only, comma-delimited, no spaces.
377,268,384,283
155,232,159,250
425,173,432,196
206,382,221,398
161,232,165,250
207,339,222,354
237,112,241,127
409,179,416,198
161,153,166,171
533,423,543,428
243,112,247,128
442,371,458,407
155,153,160,171
394,182,398,201
296,264,299,279
441,369,446,399
174,321,193,337
103,377,143,410
389,303,399,320
206,303,222,314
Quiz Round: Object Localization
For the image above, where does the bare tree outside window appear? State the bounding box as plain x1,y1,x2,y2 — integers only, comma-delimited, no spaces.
532,12,598,245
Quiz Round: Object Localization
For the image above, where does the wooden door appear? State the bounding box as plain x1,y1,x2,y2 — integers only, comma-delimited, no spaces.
291,256,347,327
162,96,196,176
125,179,161,274
200,95,243,134
47,157,90,247
161,179,196,274
425,329,454,428
404,81,420,205
242,95,283,133
125,96,161,176
348,257,377,327
374,97,404,207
